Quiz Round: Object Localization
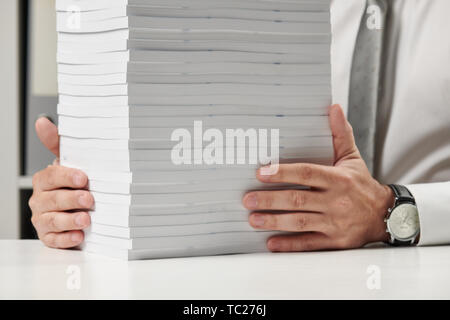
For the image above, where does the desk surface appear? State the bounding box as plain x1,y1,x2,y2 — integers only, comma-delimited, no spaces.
0,240,449,299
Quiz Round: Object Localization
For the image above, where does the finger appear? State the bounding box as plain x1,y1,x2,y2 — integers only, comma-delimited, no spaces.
243,190,326,212
256,163,338,189
35,212,91,234
267,232,332,252
249,212,327,232
41,230,84,249
32,190,94,213
32,165,88,191
35,116,60,157
328,104,360,163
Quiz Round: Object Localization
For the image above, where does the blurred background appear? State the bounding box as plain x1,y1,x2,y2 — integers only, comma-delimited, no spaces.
0,0,57,239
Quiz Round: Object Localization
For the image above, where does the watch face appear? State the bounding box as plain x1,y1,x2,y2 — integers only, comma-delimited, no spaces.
387,203,420,240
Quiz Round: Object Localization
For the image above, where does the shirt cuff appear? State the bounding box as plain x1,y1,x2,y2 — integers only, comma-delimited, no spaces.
407,182,450,246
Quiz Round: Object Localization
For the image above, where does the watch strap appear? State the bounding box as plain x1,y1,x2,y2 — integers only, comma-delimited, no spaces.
391,239,413,247
389,184,415,204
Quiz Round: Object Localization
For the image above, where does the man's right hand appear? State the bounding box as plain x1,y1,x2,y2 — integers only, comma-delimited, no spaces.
29,117,93,249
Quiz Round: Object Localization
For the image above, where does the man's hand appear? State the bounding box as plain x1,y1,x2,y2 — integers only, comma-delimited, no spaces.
29,117,93,249
243,104,394,252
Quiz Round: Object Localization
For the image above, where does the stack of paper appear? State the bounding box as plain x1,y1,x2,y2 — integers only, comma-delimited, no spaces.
56,0,333,260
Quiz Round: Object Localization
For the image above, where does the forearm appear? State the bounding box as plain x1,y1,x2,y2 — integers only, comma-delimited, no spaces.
407,181,450,246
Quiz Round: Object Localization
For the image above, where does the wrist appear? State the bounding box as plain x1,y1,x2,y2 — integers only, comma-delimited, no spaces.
371,184,395,243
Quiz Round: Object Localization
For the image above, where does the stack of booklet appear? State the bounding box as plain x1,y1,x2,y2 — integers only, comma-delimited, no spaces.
56,0,333,260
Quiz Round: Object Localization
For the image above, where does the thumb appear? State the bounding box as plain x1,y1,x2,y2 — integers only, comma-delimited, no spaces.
35,117,60,158
329,104,360,164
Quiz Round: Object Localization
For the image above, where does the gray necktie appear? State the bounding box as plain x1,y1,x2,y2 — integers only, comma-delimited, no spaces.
348,0,389,174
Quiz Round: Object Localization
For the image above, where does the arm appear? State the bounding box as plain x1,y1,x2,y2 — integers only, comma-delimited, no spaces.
408,182,450,246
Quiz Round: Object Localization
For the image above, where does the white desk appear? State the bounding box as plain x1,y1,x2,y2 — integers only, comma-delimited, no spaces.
1,240,449,299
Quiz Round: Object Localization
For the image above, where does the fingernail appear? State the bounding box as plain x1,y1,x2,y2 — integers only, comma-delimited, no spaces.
75,214,86,227
251,214,265,227
257,167,271,181
268,240,281,252
73,173,85,187
71,232,82,243
78,193,92,208
244,194,258,209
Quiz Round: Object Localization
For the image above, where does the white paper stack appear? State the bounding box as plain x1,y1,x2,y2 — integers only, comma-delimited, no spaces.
56,0,333,260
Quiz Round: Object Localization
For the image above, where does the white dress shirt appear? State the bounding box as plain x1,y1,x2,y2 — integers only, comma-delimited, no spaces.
331,0,450,245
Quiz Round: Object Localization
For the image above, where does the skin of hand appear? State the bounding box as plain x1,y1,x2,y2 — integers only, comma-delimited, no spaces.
30,105,393,251
243,104,395,252
29,117,93,249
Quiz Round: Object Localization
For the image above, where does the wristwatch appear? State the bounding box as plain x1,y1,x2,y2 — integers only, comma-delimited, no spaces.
384,184,421,246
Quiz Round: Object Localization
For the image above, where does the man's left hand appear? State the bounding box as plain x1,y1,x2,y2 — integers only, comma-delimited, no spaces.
243,104,394,252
